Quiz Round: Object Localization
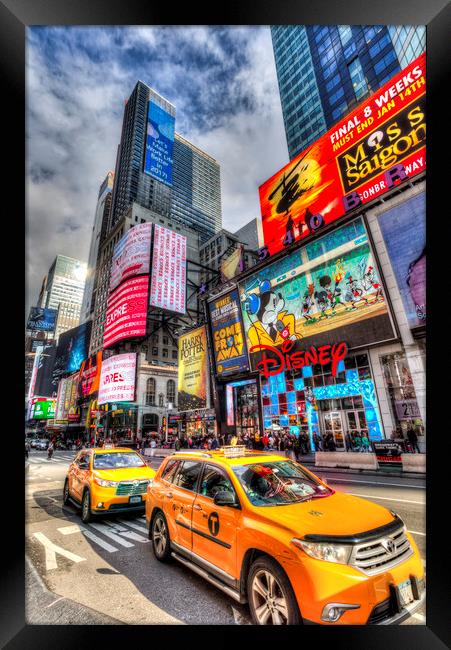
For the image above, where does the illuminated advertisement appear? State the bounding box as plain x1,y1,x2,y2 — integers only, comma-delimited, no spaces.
220,245,244,283
149,224,187,314
53,322,92,379
78,351,103,398
34,342,58,397
178,326,208,411
259,52,426,255
103,276,149,349
143,100,175,186
27,343,44,401
98,353,137,405
109,222,153,292
66,374,81,421
31,400,56,420
239,217,395,373
55,377,69,422
378,190,425,328
208,289,249,377
27,307,58,332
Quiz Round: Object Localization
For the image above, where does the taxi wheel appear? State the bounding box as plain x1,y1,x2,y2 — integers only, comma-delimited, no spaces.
151,511,171,562
81,489,92,523
63,478,70,505
247,557,302,625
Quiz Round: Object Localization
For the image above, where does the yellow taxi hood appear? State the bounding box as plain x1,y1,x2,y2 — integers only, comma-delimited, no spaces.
252,491,396,539
93,466,156,482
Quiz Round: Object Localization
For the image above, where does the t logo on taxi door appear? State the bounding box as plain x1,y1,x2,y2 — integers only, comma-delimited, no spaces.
208,512,220,537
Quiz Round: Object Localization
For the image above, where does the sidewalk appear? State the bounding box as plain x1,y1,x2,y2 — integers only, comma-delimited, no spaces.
144,448,426,480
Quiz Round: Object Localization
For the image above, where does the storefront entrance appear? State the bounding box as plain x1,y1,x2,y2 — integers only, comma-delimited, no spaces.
318,396,369,451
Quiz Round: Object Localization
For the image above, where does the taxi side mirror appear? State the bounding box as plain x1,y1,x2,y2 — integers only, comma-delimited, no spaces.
78,461,90,470
214,491,238,507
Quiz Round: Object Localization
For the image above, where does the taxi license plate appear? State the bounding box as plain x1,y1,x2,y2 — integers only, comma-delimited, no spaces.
398,579,414,606
129,496,142,504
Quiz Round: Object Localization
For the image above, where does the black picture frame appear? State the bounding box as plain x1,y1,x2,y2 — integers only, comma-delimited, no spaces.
8,1,450,648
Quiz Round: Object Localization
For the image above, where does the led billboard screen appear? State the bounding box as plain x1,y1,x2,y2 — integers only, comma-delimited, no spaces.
208,289,249,377
239,217,395,373
27,307,58,332
378,190,426,328
259,53,426,255
149,224,187,314
78,351,103,398
98,353,137,405
109,222,153,292
103,276,149,348
53,322,92,379
178,326,208,411
31,400,56,420
143,100,175,186
34,342,58,397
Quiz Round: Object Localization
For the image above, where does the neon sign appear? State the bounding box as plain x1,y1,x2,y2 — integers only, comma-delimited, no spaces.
250,339,348,380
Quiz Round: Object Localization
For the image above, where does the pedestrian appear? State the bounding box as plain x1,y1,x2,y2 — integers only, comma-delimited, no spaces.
47,441,54,460
406,426,421,453
353,432,362,452
345,431,352,452
174,437,181,451
150,437,157,457
361,434,370,452
230,434,238,446
25,441,29,459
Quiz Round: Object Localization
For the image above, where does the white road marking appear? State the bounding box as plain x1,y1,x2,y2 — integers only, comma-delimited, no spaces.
57,523,118,553
347,493,424,505
412,613,426,623
408,530,426,537
103,520,149,543
117,518,148,534
33,532,86,571
327,477,426,489
87,522,134,547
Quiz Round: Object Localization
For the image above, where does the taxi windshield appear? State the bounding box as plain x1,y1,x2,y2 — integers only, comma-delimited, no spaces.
233,461,333,507
93,452,146,470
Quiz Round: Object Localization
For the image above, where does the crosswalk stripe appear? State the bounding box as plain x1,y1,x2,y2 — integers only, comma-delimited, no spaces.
102,520,149,543
87,522,134,547
58,523,118,553
117,518,148,534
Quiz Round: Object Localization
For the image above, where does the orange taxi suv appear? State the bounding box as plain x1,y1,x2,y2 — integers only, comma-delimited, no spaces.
145,447,425,625
63,447,156,522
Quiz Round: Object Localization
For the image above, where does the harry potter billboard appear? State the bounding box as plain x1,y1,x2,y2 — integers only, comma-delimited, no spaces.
177,326,208,412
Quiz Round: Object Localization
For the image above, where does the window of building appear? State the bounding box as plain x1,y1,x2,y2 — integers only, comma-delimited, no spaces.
146,378,156,406
374,49,397,74
172,350,178,359
338,25,353,46
152,347,158,356
167,379,176,404
158,393,164,407
348,57,368,100
163,336,169,345
162,349,168,358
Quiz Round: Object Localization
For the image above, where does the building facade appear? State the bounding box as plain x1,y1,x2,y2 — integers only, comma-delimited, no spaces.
81,171,114,324
38,255,87,341
172,133,222,243
271,25,426,159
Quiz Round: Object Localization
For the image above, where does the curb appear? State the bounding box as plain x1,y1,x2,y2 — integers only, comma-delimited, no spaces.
300,461,426,480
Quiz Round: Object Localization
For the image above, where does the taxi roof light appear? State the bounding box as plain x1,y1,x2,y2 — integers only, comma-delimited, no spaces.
221,445,247,458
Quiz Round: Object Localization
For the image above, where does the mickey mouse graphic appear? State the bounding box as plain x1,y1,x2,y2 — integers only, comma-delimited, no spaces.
244,280,302,348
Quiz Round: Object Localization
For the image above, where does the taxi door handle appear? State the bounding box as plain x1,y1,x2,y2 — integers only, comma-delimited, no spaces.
193,504,202,511
165,492,173,499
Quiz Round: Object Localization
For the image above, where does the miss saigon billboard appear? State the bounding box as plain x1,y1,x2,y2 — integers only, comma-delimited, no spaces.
239,217,395,375
109,222,152,292
149,224,187,314
258,52,426,255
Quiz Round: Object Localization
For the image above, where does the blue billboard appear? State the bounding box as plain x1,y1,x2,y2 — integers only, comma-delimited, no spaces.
143,101,175,186
52,321,92,380
27,307,58,332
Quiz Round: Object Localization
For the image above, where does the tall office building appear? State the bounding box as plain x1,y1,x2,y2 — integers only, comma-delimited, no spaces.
109,81,221,242
80,171,114,324
172,133,221,243
39,255,87,340
271,25,426,159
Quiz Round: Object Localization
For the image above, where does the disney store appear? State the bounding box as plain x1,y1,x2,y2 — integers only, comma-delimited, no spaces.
207,213,424,451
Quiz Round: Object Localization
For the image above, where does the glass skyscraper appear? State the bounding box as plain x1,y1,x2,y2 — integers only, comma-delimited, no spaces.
110,80,221,243
271,25,426,159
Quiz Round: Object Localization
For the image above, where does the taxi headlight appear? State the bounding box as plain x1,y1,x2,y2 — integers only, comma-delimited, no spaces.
94,477,118,488
292,538,352,564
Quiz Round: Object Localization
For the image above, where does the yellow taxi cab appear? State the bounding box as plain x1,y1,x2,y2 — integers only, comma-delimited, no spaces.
63,447,156,523
145,446,425,625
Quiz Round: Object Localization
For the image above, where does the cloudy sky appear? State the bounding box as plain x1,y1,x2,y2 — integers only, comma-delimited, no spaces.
26,26,288,314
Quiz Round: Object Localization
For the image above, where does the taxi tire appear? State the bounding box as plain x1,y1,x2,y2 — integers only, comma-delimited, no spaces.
63,478,70,505
247,556,302,625
81,489,93,523
151,511,171,562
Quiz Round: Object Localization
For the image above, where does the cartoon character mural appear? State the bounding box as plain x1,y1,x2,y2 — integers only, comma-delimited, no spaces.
243,280,302,348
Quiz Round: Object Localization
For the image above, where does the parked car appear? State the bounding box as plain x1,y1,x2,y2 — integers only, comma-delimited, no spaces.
35,439,49,450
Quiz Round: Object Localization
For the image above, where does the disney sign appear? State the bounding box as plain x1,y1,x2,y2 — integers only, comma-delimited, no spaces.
249,339,348,379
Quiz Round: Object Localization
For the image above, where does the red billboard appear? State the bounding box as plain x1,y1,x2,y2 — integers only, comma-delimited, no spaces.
259,52,426,256
78,351,103,398
149,224,187,314
103,276,149,349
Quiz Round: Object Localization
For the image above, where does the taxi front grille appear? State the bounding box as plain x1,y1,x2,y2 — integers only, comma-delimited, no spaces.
115,480,149,496
349,526,413,576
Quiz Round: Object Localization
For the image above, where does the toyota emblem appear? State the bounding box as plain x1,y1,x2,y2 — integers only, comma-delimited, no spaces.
382,538,395,554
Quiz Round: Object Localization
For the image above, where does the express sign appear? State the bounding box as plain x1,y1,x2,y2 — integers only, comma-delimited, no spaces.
258,52,426,256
